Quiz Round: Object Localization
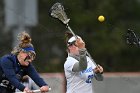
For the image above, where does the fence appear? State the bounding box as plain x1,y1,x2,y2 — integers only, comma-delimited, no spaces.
93,72,140,93
40,72,140,93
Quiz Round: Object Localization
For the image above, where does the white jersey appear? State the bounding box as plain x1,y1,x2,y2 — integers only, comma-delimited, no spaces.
64,55,96,93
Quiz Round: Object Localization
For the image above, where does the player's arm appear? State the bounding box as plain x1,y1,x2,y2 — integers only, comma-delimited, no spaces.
26,64,50,92
94,65,104,81
72,48,87,72
26,64,48,86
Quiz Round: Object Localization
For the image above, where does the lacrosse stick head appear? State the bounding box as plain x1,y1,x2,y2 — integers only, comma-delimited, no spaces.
126,29,140,46
50,2,70,24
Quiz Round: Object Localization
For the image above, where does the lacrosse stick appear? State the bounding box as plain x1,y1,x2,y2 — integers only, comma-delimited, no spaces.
50,2,97,67
126,29,140,47
15,88,51,93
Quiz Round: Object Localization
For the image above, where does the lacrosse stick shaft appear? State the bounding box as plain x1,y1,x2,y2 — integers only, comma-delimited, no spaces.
66,24,77,39
15,88,51,93
86,51,97,66
66,24,97,67
15,90,40,93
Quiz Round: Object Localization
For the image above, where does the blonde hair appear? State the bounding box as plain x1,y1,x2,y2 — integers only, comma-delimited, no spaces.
11,31,33,55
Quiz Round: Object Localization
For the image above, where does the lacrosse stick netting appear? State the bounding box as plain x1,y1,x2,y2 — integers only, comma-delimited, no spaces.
50,2,70,24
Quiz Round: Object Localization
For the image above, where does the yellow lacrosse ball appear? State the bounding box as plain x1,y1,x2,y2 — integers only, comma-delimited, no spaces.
98,15,105,22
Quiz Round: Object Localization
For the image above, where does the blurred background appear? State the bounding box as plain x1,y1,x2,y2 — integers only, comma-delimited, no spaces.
0,0,140,93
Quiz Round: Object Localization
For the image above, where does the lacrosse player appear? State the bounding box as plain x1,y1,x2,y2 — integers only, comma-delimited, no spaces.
64,32,104,93
0,32,49,93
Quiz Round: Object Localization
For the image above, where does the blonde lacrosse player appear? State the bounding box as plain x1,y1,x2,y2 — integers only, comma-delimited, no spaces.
0,32,49,93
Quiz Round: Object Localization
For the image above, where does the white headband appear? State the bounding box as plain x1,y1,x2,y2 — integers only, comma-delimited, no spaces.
67,36,80,46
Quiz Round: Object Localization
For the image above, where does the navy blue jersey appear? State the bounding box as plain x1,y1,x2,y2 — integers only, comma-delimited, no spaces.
0,54,47,91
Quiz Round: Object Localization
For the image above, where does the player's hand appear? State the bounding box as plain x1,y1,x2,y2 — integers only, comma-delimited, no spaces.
94,65,103,74
75,37,85,49
23,87,33,93
40,85,49,92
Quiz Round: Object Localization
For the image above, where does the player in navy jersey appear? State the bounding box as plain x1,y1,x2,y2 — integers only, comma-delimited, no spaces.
0,32,49,93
